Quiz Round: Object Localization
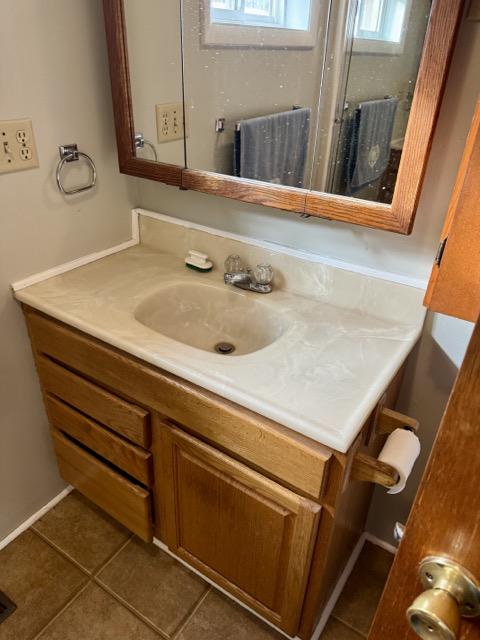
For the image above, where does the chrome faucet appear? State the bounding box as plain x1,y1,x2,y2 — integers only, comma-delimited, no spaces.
224,255,274,294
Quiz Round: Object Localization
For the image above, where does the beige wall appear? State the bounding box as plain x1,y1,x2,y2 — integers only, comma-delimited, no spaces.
136,12,479,543
0,0,135,541
124,0,185,166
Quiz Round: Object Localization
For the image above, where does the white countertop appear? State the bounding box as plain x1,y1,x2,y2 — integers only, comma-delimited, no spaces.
14,212,426,453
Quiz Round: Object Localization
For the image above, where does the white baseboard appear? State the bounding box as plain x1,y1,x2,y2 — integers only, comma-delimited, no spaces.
364,531,398,555
0,485,73,551
310,534,367,639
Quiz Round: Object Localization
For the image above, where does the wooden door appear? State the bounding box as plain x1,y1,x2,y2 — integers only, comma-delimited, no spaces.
154,422,321,637
424,97,480,322
369,315,480,638
371,94,480,640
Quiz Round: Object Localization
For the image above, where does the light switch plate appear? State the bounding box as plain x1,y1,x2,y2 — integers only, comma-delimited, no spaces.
0,119,39,174
156,103,184,143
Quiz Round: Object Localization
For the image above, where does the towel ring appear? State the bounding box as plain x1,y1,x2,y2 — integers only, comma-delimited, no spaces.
134,133,158,161
56,144,97,195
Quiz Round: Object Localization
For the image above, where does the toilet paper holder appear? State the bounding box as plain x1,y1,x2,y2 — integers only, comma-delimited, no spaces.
351,407,420,489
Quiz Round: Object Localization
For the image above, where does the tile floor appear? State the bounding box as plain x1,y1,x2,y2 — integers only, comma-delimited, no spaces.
0,492,393,640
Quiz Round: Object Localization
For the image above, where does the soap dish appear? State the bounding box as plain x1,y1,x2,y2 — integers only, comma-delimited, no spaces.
185,250,213,273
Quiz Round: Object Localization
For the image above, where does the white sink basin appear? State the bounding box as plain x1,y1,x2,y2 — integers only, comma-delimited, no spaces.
134,282,288,355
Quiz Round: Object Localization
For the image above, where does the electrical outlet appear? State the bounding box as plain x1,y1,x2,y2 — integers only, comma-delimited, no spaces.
0,118,39,174
156,103,184,143
20,147,33,160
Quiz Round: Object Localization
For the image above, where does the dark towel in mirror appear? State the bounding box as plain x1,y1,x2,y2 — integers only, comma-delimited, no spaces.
235,108,311,188
347,97,398,192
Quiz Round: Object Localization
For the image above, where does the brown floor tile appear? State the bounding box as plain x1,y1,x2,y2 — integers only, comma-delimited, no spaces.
333,541,394,636
97,538,208,637
32,491,130,573
320,618,364,639
177,590,283,640
37,583,160,640
0,530,87,640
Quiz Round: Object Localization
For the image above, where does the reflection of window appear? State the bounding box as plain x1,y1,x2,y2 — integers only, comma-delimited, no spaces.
203,0,322,48
211,0,311,32
212,0,280,27
353,0,411,54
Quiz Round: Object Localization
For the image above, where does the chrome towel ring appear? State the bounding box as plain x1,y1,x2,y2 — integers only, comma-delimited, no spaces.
56,144,97,195
134,133,158,161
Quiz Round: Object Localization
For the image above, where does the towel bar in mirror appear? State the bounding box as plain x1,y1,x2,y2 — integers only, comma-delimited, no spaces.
102,0,463,234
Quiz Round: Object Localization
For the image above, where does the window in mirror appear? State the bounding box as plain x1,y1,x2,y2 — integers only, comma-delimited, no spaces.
353,0,412,54
202,0,318,47
211,0,312,32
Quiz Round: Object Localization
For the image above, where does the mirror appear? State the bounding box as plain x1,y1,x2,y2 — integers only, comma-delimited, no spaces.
182,0,430,204
104,0,462,232
323,0,431,204
123,0,185,167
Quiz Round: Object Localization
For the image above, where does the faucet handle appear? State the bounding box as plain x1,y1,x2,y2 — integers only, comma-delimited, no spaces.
224,254,243,274
253,264,274,285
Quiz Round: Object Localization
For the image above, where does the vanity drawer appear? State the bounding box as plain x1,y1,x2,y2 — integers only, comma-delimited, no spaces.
37,355,150,448
26,308,331,500
46,395,153,486
51,429,153,542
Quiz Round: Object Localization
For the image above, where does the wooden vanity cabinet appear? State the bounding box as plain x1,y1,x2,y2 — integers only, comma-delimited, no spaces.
51,428,152,540
24,306,406,638
156,421,321,635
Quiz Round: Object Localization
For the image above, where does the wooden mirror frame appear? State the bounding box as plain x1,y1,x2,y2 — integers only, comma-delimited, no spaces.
103,0,463,234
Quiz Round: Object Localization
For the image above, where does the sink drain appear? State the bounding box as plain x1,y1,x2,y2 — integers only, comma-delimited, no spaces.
214,342,236,355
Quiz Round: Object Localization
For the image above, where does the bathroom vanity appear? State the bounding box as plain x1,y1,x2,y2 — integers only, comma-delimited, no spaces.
16,213,424,639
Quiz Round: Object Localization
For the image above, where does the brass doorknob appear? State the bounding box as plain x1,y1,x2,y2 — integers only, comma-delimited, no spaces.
407,557,480,639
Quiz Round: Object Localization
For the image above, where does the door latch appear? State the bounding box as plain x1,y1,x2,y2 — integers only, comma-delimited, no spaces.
435,237,448,266
407,556,480,639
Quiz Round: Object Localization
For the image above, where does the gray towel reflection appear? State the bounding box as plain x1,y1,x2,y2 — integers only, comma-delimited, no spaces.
237,107,311,188
348,97,398,191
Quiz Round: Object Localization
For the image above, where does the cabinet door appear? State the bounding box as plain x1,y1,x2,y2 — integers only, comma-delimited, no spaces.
155,423,321,636
424,97,480,322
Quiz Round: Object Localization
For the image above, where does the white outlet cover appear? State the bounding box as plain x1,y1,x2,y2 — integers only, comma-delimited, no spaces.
0,118,39,174
156,103,184,144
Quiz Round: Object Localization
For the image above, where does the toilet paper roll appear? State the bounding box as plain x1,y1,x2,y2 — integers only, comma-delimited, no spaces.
378,428,421,494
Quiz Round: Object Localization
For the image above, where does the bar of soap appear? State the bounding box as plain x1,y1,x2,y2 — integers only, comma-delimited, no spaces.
185,250,213,272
